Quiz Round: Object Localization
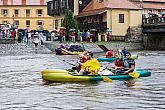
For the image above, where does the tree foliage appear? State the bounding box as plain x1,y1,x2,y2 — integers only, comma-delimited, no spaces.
62,9,78,41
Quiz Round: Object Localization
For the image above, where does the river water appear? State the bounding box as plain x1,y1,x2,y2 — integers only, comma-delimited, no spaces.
0,51,165,110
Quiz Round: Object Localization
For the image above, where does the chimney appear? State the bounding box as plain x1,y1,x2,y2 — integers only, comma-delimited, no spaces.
22,0,26,5
3,0,8,5
40,0,44,5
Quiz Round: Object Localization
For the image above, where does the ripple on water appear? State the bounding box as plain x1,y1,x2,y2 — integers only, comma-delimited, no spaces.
0,51,165,109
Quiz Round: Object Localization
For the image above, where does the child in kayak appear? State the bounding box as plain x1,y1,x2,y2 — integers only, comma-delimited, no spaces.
106,49,113,58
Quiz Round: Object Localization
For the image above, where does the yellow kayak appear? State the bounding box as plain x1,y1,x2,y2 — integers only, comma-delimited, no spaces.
41,69,151,82
55,48,84,55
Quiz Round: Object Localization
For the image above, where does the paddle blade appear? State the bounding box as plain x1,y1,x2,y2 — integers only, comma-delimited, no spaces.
129,72,140,78
102,76,112,82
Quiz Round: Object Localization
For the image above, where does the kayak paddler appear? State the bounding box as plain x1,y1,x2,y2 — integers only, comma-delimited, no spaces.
76,51,100,75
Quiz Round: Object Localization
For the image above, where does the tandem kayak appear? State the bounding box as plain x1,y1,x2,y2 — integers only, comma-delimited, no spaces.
41,68,151,82
97,55,138,62
55,48,84,55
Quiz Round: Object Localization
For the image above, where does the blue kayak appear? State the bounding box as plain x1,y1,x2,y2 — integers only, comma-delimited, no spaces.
97,55,138,62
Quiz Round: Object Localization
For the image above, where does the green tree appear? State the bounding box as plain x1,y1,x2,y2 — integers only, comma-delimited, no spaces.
62,9,78,41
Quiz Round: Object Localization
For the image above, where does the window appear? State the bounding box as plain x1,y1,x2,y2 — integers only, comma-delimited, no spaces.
37,20,43,25
26,20,30,26
51,3,54,10
61,19,63,26
15,20,19,25
14,9,19,16
36,9,43,16
119,14,124,23
61,0,66,7
26,9,30,16
54,1,58,9
2,9,8,16
55,20,58,28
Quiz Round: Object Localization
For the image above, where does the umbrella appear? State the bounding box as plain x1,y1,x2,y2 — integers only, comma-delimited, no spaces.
90,29,97,31
58,27,66,29
106,29,112,32
69,29,76,31
36,29,43,33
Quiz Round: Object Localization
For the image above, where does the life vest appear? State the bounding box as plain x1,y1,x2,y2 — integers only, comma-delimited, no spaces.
81,59,100,73
106,50,113,58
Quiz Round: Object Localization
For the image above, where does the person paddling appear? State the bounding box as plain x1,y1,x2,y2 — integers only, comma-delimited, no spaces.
123,52,135,74
76,52,100,75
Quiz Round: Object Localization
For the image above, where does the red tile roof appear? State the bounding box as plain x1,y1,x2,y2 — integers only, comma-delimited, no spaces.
83,0,140,12
143,0,165,2
0,0,47,6
133,2,165,9
79,0,140,17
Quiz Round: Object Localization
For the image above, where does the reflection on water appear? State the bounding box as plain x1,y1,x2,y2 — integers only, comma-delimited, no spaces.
0,51,165,109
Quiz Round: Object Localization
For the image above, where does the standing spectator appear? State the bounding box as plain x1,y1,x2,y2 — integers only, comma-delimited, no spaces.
106,32,111,42
82,30,86,42
77,30,81,41
33,34,39,48
27,32,31,45
51,31,56,41
86,30,90,42
62,30,66,42
11,29,16,41
70,31,76,42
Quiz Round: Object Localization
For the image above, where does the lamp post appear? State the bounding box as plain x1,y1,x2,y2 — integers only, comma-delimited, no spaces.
66,0,68,9
140,0,144,24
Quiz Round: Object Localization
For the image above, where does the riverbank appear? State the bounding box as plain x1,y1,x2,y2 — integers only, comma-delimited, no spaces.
0,41,143,55
44,41,143,53
0,43,52,55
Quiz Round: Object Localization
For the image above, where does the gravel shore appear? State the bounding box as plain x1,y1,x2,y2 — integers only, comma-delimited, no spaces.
44,41,143,53
0,43,52,56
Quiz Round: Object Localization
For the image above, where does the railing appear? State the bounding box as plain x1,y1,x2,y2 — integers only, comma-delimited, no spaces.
143,16,165,25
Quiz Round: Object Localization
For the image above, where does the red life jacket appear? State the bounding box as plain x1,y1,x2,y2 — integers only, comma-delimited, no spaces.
115,59,123,67
106,51,113,58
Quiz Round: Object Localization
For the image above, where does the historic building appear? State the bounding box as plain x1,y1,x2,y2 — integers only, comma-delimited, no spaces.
47,0,91,29
47,0,142,40
131,0,165,18
0,0,52,30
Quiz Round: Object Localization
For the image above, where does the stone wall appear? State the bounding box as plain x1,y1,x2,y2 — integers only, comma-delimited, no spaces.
125,26,143,43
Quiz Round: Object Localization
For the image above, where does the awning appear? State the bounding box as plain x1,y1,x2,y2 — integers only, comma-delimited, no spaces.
77,9,107,18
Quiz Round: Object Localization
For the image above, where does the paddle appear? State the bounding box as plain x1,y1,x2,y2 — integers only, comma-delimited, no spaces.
102,76,112,82
62,60,77,66
63,59,112,82
128,71,140,78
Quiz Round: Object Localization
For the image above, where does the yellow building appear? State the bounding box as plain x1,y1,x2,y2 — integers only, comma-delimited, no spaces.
77,0,142,40
47,0,142,41
0,0,53,30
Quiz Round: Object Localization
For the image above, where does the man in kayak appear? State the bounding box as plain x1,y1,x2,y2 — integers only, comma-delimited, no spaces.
113,52,135,74
76,52,100,75
123,52,135,74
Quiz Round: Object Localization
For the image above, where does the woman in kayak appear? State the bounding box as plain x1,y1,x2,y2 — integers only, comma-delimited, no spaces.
113,53,123,70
